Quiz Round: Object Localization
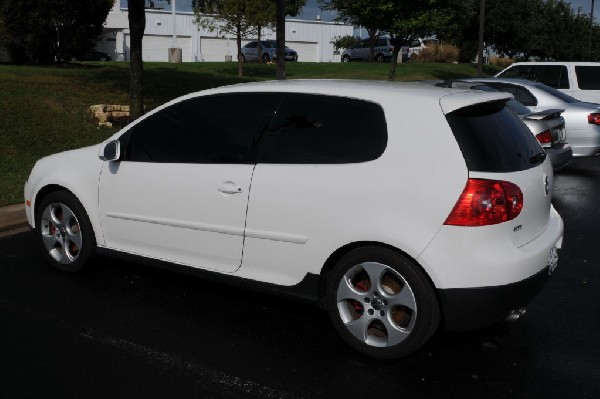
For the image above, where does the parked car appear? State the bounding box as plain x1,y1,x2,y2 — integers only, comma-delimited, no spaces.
463,78,600,157
72,49,111,61
240,40,297,62
24,80,563,359
496,62,600,103
341,38,394,62
402,37,439,61
436,80,572,170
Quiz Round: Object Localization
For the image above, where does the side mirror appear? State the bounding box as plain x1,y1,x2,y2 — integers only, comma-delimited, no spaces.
99,140,121,161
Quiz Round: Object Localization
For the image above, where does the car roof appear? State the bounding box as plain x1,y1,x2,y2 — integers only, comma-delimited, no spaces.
505,61,600,67
176,79,513,115
461,77,544,87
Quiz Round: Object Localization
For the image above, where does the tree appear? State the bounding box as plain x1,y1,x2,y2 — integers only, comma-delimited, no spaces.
482,0,600,61
193,0,304,77
330,35,361,51
321,0,469,79
0,0,112,63
128,0,146,120
193,0,257,76
376,1,466,81
319,0,384,62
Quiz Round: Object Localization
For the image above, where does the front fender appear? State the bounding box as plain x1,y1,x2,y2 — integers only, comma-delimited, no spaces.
24,145,106,246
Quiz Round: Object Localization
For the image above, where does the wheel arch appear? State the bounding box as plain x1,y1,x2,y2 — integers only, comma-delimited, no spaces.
32,183,103,246
317,241,439,309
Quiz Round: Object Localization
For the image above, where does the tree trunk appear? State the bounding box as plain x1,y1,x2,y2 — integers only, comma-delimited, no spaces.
257,25,263,63
276,0,286,80
368,28,377,62
128,0,145,120
236,23,243,77
388,35,400,82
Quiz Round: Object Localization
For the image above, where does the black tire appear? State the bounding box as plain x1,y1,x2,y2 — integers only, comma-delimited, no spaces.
342,55,351,63
326,246,439,359
262,53,270,62
35,190,96,273
375,53,384,62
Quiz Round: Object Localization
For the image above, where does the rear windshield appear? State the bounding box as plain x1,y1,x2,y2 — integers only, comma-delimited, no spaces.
535,84,579,103
575,66,600,90
446,100,545,172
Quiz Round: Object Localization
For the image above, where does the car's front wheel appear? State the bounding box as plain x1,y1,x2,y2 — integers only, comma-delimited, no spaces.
342,55,351,63
35,190,96,273
326,247,439,359
262,53,270,62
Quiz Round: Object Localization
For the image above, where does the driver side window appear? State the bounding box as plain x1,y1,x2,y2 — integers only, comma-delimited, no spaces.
122,93,279,164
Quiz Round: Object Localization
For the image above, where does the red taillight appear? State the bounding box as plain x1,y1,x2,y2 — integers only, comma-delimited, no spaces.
588,113,600,125
536,130,552,144
444,179,523,226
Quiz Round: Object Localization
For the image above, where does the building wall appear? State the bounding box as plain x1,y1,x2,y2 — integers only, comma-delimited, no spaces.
101,4,352,63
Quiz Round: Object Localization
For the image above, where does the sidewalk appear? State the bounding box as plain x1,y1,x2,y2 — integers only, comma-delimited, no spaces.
0,203,28,232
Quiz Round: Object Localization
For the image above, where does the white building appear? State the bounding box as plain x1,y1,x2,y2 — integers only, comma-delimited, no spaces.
98,1,353,63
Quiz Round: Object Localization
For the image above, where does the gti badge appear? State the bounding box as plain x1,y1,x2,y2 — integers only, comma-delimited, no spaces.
544,175,550,197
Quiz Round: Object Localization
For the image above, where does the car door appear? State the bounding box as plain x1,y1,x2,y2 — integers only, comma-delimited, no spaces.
244,41,258,61
98,93,279,273
241,93,388,283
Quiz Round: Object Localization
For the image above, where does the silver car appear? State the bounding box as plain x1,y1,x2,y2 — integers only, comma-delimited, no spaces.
437,80,572,170
464,78,600,157
241,40,298,62
341,38,393,62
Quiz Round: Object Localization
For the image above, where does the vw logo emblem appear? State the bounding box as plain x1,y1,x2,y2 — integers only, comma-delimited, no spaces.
544,175,550,196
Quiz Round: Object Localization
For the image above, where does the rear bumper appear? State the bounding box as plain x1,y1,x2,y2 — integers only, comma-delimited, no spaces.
438,266,551,331
548,143,573,170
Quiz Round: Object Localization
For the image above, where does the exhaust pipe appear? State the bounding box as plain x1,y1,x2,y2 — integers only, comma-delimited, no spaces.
505,308,527,322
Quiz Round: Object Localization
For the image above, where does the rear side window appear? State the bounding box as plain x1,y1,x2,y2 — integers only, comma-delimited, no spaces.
499,65,570,89
258,94,387,164
575,66,600,90
446,101,545,172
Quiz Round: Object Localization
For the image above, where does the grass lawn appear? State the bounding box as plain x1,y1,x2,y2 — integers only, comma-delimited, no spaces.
0,61,501,207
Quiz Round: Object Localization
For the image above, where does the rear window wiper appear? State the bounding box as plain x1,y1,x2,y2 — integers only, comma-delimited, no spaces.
529,152,547,165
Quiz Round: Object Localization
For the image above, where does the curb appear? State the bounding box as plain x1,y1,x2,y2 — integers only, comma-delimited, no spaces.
0,203,28,232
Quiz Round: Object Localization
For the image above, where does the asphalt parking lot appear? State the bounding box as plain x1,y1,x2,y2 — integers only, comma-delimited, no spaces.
1,157,599,398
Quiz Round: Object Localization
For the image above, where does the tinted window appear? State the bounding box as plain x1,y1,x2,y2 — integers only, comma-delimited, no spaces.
484,83,538,106
446,100,545,172
123,93,279,164
259,94,387,164
575,66,600,90
499,65,569,89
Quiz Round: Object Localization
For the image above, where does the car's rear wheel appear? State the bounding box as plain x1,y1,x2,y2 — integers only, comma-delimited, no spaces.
36,190,96,273
326,247,439,359
342,55,351,63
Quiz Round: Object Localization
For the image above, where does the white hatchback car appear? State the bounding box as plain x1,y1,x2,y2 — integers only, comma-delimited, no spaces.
24,80,564,359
